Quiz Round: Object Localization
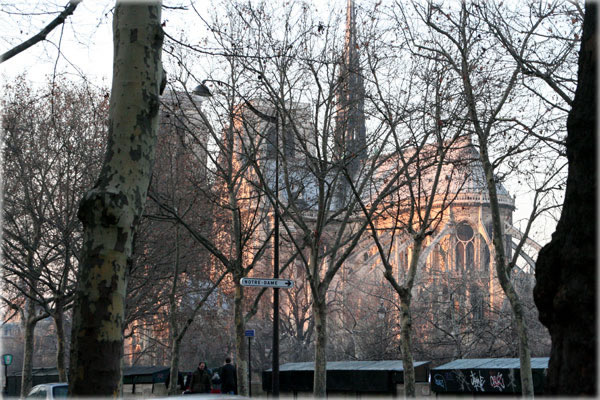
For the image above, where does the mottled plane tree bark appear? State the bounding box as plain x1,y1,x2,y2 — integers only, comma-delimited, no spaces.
534,2,596,395
68,1,164,396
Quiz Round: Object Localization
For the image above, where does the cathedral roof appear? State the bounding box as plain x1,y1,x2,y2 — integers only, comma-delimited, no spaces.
444,135,515,209
369,135,515,211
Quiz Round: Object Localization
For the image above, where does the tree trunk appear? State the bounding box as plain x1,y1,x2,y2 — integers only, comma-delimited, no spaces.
54,301,67,382
168,225,181,395
399,237,422,398
399,296,415,398
234,283,248,396
534,2,596,395
68,2,163,396
313,297,327,398
168,338,181,395
19,301,36,398
481,151,534,397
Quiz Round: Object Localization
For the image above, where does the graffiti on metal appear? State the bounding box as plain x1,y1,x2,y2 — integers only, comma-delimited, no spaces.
490,372,505,391
431,369,522,393
470,370,486,391
433,374,446,390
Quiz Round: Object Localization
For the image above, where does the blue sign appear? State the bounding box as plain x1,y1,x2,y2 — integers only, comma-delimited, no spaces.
244,329,255,337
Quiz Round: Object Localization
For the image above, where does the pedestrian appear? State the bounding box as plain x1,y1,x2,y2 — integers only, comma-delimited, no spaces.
220,357,237,395
189,361,211,393
210,370,222,393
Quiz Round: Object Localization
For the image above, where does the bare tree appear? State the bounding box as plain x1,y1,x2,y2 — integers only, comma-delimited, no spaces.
480,1,581,109
208,2,404,396
2,77,108,394
144,59,277,394
150,98,227,391
68,1,165,395
349,48,470,394
403,1,576,395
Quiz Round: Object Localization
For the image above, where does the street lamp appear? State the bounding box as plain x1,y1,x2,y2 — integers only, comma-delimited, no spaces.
192,82,212,98
193,80,281,397
193,80,276,123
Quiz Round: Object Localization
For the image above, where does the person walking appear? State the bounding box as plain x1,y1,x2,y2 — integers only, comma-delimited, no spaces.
210,370,222,393
220,357,237,395
189,361,211,393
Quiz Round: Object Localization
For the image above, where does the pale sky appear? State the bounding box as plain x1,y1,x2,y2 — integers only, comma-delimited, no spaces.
0,0,342,87
0,0,564,249
1,1,114,86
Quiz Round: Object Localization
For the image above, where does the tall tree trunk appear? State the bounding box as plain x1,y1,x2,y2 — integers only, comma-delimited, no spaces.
168,338,182,395
68,2,163,396
19,300,36,398
534,2,596,395
168,227,181,395
398,296,415,397
54,301,67,382
234,283,248,396
481,151,534,397
313,296,327,398
399,237,423,398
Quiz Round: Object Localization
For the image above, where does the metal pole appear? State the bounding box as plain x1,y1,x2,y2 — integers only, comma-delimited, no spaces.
272,120,280,398
248,336,252,397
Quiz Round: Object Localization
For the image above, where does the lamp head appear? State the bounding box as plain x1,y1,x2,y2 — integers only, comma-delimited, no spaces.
193,83,212,97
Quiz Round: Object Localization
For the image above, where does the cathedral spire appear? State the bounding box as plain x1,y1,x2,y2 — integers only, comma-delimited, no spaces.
336,0,366,165
335,0,367,207
344,0,358,70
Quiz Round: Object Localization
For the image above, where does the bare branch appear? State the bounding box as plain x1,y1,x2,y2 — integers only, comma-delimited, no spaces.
0,1,81,64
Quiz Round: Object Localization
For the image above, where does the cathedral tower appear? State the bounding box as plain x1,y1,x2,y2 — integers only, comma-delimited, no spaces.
335,0,367,205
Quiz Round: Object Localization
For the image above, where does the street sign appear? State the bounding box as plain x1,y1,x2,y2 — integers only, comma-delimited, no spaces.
2,354,12,366
245,329,255,337
240,277,294,289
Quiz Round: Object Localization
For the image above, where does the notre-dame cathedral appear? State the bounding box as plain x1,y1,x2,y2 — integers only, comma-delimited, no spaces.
328,0,548,362
123,0,550,369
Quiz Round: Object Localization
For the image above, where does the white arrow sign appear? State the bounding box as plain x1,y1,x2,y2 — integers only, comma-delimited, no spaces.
240,277,295,289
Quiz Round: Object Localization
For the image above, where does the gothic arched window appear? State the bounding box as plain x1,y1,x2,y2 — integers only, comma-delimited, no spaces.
455,221,475,271
455,242,464,271
466,242,474,270
481,240,490,273
471,290,484,320
457,222,474,241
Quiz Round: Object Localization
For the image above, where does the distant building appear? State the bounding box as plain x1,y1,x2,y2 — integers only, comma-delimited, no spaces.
123,0,548,370
329,0,546,361
123,90,212,367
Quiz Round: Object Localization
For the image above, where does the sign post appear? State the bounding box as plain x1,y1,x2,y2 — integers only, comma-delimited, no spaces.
239,278,294,289
240,277,294,397
2,354,12,395
244,330,255,397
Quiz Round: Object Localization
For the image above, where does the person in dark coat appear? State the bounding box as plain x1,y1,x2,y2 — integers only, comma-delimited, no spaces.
220,357,237,394
189,361,211,393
